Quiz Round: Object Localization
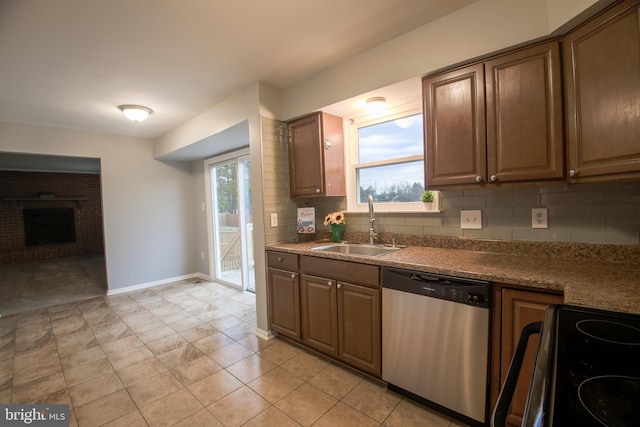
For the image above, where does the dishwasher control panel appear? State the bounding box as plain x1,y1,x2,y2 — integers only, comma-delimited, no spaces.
451,288,487,305
383,267,490,308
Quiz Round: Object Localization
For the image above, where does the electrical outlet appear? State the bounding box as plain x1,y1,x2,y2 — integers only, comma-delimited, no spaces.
200,251,205,260
461,210,482,229
270,213,278,227
532,208,548,229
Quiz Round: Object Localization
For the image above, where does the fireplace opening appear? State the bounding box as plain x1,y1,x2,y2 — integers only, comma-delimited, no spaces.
23,208,76,246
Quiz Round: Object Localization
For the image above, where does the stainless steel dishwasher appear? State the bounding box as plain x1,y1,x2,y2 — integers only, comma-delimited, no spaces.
382,267,491,426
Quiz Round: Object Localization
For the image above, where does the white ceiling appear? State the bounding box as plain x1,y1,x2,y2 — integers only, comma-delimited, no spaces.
0,0,475,140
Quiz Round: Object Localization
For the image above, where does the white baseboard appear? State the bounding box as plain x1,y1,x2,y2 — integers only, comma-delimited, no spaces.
255,327,276,341
106,273,201,295
193,272,213,282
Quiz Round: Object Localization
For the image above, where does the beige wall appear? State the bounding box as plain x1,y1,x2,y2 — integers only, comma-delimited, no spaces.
0,122,197,290
280,0,600,121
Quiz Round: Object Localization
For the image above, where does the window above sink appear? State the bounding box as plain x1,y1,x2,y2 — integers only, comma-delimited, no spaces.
336,100,440,214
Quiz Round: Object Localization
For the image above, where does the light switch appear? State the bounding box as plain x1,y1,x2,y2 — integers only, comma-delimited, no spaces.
461,210,482,229
270,213,278,227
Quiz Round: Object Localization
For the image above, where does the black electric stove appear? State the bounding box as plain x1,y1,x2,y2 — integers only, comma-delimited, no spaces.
523,305,640,427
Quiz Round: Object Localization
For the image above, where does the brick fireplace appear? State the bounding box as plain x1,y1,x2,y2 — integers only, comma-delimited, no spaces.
0,171,104,264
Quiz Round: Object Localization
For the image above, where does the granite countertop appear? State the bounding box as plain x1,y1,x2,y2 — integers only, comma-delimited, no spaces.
267,239,640,315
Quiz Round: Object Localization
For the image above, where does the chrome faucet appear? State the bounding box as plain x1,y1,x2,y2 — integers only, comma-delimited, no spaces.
368,195,377,245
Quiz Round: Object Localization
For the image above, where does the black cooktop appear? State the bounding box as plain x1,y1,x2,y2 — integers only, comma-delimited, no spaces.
529,305,640,427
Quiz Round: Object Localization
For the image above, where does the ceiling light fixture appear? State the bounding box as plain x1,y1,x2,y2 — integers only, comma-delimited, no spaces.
365,96,387,117
118,105,153,122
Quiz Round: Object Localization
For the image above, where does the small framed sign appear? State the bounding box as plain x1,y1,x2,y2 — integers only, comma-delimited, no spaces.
297,207,315,234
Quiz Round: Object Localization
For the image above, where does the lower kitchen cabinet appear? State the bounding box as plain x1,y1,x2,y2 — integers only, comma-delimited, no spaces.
266,251,300,341
300,274,338,357
267,251,382,377
491,285,563,427
262,254,381,378
300,274,382,376
267,267,300,340
338,281,381,376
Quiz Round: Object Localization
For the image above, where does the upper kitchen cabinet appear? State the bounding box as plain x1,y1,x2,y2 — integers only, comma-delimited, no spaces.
423,63,486,187
423,40,564,188
563,0,640,182
288,112,345,197
485,42,564,184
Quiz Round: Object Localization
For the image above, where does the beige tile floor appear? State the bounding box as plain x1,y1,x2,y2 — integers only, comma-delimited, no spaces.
0,277,470,426
0,254,107,317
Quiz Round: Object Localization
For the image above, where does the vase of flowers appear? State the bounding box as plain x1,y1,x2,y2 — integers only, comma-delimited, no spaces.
323,211,346,242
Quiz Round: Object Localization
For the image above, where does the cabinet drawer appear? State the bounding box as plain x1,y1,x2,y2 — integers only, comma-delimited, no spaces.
300,255,379,288
267,251,298,271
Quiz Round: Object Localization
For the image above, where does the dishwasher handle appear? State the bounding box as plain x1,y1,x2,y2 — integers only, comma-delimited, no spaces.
409,273,440,282
491,321,542,427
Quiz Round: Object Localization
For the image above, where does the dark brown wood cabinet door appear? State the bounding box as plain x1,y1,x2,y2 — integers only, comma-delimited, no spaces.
485,41,564,183
337,282,381,377
500,288,563,427
288,112,345,197
423,63,486,187
321,112,346,197
300,274,339,357
564,0,640,181
267,268,300,340
289,113,324,197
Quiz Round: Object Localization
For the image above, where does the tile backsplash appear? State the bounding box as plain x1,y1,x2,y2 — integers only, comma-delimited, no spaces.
262,117,640,247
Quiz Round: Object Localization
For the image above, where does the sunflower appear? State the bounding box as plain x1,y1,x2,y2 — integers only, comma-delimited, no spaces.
323,211,346,226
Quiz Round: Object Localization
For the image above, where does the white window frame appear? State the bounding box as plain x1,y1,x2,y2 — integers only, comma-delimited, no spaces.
345,101,438,213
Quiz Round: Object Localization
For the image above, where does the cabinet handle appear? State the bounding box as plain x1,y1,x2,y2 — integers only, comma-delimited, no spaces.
490,174,498,182
324,139,332,149
327,281,333,287
291,273,296,279
475,176,483,183
316,189,321,193
569,169,578,177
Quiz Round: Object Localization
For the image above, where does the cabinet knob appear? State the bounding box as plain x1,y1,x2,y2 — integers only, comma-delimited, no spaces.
291,273,296,279
316,189,321,193
277,257,283,262
475,176,483,183
569,169,578,177
337,283,342,289
324,139,332,149
328,281,333,287
490,174,498,182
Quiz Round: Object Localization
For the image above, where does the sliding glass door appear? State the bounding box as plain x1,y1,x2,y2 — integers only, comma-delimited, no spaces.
210,154,254,292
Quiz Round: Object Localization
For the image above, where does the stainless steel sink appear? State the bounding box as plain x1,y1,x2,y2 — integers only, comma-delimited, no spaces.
311,243,402,257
